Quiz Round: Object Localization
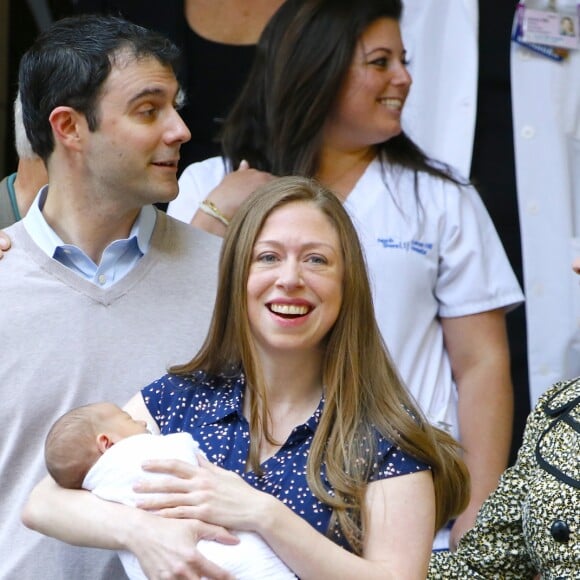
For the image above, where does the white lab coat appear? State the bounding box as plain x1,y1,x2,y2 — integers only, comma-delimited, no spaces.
400,0,479,178
401,0,580,405
511,33,580,403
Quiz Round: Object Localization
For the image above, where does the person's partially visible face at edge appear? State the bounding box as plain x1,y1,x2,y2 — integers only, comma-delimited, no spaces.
323,17,412,151
83,52,191,211
561,16,574,35
246,201,344,359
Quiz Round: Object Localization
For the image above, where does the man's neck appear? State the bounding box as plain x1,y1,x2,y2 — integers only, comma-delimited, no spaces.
41,188,141,264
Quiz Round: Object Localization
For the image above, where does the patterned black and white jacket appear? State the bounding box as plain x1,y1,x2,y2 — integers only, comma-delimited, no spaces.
429,377,580,579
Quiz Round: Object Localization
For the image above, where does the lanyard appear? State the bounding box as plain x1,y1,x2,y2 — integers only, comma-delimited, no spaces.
7,173,22,222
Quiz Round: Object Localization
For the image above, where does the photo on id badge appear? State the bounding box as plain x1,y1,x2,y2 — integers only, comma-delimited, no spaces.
521,0,580,49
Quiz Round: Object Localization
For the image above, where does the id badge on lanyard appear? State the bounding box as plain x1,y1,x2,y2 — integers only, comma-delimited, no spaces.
513,0,580,60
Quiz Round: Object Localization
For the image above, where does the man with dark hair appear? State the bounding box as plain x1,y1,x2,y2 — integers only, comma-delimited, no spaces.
0,14,226,579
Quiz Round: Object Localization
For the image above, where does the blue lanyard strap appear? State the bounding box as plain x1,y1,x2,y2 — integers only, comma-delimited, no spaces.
7,173,22,221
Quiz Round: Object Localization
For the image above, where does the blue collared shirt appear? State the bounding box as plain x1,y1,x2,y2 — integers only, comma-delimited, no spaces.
22,187,156,288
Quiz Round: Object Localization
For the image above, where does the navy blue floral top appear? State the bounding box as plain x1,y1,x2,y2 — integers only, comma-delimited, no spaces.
142,371,430,551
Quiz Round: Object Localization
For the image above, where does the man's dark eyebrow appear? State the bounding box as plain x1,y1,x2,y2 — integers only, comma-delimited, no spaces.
127,87,167,105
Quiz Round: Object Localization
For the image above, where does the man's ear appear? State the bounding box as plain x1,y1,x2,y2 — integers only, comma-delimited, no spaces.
48,106,86,151
96,433,115,454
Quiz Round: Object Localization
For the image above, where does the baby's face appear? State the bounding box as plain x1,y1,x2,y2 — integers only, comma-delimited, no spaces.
100,404,149,439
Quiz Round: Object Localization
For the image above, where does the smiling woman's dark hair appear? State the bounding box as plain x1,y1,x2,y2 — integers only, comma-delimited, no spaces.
221,0,460,187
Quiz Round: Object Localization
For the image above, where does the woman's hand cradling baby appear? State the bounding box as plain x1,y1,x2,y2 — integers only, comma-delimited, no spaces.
134,456,273,534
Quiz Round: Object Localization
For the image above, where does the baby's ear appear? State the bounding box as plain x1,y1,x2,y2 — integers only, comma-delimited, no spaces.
96,433,114,454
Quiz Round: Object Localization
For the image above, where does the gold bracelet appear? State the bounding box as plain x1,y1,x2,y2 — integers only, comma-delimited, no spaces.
199,199,230,227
